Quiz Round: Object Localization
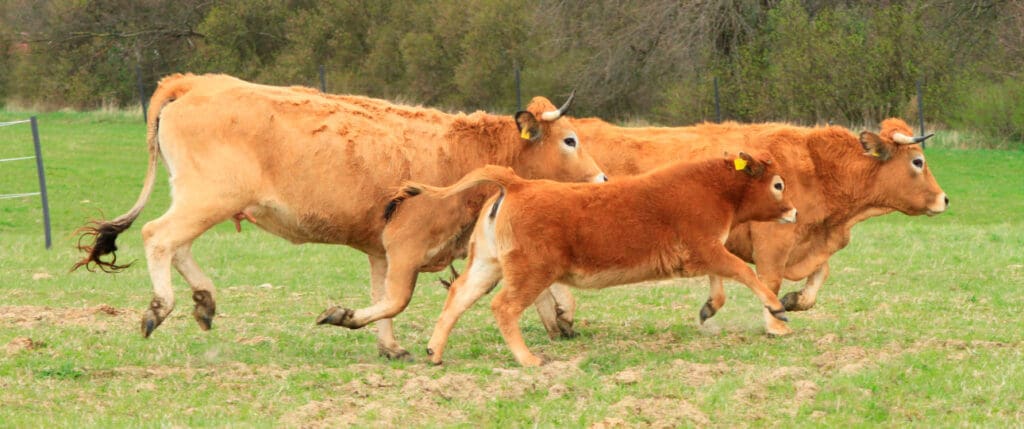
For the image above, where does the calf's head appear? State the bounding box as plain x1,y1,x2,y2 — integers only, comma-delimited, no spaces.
512,92,608,184
860,118,948,216
730,152,797,224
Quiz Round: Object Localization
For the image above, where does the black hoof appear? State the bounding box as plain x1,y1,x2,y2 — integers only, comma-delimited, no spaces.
699,300,717,324
780,292,804,312
556,320,577,339
192,291,216,331
766,305,789,322
141,311,163,338
316,306,358,328
378,345,413,361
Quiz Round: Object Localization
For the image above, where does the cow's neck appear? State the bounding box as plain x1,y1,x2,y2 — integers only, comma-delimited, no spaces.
445,113,519,178
805,132,895,228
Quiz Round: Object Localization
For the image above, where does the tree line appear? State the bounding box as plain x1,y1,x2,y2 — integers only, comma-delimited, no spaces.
1,0,1022,142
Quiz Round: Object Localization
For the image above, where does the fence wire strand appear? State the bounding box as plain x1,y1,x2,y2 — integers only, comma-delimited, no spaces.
0,119,31,127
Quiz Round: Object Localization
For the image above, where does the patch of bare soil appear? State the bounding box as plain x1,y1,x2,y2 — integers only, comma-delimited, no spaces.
669,359,735,387
0,305,135,329
812,346,874,374
5,337,37,354
591,395,709,428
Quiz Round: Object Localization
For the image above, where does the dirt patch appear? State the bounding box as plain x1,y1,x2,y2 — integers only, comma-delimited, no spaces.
812,346,874,374
669,359,735,387
594,395,709,428
5,337,37,354
610,367,643,385
236,336,276,345
0,305,136,329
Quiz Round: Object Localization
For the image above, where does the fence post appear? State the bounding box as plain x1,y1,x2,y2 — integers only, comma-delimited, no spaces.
30,116,51,250
714,76,722,123
135,65,148,123
319,65,327,93
514,64,522,111
916,78,926,149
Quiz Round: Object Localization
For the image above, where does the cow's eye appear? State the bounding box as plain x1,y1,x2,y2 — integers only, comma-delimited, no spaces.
774,182,784,191
912,158,924,169
563,137,577,148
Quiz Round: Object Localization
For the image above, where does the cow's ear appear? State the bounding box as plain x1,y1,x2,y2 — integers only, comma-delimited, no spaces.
860,131,892,161
735,151,766,177
515,111,542,143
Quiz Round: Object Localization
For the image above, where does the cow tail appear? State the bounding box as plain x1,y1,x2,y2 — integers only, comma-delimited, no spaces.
383,165,520,222
71,74,193,273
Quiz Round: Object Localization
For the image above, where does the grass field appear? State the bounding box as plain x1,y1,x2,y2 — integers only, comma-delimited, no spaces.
1,110,1022,427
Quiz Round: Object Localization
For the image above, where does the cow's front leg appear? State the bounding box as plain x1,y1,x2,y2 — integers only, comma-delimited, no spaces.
699,275,726,324
317,256,418,331
780,262,829,312
534,283,577,340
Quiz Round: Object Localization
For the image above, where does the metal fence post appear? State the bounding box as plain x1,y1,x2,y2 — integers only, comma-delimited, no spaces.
319,65,327,93
30,116,51,250
714,76,722,123
916,78,926,149
514,65,522,111
135,65,148,123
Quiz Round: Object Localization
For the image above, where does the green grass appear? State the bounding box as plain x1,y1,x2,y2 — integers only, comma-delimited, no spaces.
1,110,1022,427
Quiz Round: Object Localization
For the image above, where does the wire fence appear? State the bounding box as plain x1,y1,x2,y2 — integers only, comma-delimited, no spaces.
0,116,52,249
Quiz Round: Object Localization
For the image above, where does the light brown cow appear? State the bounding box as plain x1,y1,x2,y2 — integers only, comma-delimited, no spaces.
533,117,947,338
392,153,798,366
72,73,606,359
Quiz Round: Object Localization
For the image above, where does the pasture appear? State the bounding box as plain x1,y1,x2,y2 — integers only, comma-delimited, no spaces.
1,110,1022,427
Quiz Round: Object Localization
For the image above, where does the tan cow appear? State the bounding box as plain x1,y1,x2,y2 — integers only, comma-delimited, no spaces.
391,153,798,366
72,73,606,359
533,117,947,338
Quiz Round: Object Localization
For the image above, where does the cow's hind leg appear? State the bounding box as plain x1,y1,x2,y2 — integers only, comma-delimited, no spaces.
317,255,418,330
365,256,411,360
173,244,217,331
781,262,829,312
699,275,727,324
492,265,558,367
140,204,227,337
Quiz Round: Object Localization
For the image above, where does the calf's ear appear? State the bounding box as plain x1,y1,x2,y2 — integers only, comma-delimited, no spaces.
860,131,892,161
735,151,766,178
515,111,542,143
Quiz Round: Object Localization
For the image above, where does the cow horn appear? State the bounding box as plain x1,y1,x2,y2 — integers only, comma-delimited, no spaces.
893,132,934,145
540,90,576,121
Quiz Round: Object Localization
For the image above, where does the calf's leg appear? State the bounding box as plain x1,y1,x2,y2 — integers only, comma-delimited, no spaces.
365,256,411,360
426,254,503,365
317,252,418,330
704,249,791,336
780,262,829,312
699,275,727,324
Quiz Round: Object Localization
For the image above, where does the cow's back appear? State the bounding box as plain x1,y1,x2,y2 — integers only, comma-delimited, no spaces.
154,74,475,253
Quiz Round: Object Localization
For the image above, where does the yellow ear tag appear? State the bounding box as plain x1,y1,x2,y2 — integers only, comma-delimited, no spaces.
733,158,748,171
870,149,879,157
521,128,531,140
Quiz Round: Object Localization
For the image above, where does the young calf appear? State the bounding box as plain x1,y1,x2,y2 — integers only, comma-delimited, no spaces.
392,153,797,366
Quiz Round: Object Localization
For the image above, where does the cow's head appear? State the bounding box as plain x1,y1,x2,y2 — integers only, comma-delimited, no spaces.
859,118,948,216
731,152,798,224
512,92,608,184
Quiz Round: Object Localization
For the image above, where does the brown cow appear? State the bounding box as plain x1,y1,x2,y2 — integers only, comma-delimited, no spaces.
72,73,606,359
533,118,947,338
391,153,798,366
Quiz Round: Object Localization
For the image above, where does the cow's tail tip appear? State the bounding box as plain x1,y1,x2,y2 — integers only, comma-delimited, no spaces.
70,220,135,273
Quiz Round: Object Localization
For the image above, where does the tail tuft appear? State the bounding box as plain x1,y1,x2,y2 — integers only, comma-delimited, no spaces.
70,219,136,273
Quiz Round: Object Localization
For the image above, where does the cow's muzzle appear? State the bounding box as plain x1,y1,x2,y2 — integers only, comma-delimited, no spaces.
779,208,798,224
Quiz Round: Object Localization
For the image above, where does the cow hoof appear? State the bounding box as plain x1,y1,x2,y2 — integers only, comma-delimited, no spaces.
141,310,164,338
781,292,811,312
316,306,358,328
379,345,413,361
556,320,577,339
766,326,794,337
766,306,789,322
192,291,216,331
699,300,717,324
